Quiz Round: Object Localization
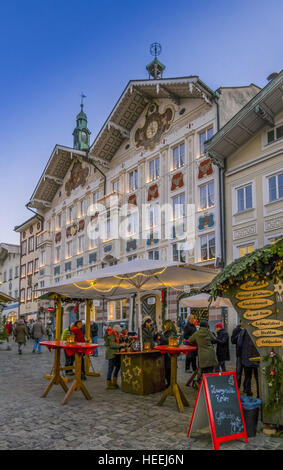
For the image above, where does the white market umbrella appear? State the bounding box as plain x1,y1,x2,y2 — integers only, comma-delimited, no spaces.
44,260,217,348
180,292,232,309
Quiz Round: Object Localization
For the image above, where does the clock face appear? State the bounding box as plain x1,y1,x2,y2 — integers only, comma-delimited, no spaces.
81,131,87,143
146,120,158,139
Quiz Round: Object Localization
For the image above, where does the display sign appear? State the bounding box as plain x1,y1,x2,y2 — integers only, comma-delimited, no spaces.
188,372,248,450
93,300,100,307
147,297,156,305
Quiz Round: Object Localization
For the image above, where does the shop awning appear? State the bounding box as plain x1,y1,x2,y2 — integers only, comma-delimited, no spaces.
0,291,16,303
180,293,232,308
43,260,217,299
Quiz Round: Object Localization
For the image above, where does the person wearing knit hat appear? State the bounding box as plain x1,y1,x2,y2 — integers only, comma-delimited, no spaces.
104,324,126,390
142,316,156,349
214,322,230,372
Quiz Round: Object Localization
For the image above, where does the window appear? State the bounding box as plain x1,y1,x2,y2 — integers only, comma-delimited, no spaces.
200,233,216,261
79,200,87,217
128,255,137,262
125,212,138,237
93,191,99,205
237,184,252,212
268,173,283,202
172,143,185,170
199,127,214,155
21,264,26,278
172,193,185,237
34,284,39,300
149,157,160,182
65,261,72,272
55,246,61,263
107,299,127,321
56,214,62,229
9,268,12,280
54,266,60,276
148,250,159,260
199,182,215,210
172,243,186,263
20,289,25,303
148,204,160,228
14,289,18,300
78,235,85,253
66,240,73,258
21,240,27,256
112,179,120,193
15,266,19,278
129,169,138,191
27,261,33,275
239,244,255,258
105,211,111,240
3,271,7,283
267,124,283,144
77,257,83,268
34,258,39,273
28,236,34,253
27,287,32,301
40,250,46,267
40,281,45,288
67,207,73,224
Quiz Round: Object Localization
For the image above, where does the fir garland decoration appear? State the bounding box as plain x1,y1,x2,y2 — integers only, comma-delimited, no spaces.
262,349,283,416
161,288,167,328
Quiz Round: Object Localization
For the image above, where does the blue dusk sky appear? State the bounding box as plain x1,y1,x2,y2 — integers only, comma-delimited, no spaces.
0,0,282,244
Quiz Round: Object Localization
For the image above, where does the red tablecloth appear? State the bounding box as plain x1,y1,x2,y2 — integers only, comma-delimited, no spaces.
39,340,99,356
154,344,197,356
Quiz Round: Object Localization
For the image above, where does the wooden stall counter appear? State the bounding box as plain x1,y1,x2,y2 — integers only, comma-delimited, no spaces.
117,350,165,395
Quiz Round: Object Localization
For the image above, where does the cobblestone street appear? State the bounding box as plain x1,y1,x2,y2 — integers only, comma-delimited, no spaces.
0,339,282,451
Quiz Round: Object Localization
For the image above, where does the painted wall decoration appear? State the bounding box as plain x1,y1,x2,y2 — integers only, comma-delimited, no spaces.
104,245,112,253
126,239,137,252
147,184,159,201
65,161,89,197
171,172,184,191
198,214,215,231
66,226,72,238
78,219,85,232
55,232,61,243
128,194,137,206
198,158,213,179
134,103,174,150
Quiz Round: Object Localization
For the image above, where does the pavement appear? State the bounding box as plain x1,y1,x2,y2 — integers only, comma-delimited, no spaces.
0,339,282,451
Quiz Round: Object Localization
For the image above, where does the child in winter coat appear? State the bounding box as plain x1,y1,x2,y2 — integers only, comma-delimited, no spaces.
104,324,126,390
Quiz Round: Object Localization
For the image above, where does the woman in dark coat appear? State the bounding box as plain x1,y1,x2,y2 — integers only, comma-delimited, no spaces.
157,319,177,387
214,322,230,372
237,328,260,397
188,321,218,375
142,316,156,349
183,315,198,372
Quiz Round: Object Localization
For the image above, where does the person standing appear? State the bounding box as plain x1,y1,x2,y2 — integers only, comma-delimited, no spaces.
142,315,156,349
46,321,53,341
104,324,126,390
237,328,260,398
231,322,243,388
183,315,198,372
214,322,230,372
70,320,87,380
187,320,218,377
13,316,28,354
157,320,177,388
31,316,46,354
61,323,75,375
90,321,99,356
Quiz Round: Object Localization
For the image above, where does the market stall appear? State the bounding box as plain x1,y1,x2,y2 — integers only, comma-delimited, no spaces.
208,239,283,427
41,260,217,398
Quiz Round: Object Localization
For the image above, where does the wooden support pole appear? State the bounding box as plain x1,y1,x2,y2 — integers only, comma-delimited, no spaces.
85,299,100,377
55,296,62,341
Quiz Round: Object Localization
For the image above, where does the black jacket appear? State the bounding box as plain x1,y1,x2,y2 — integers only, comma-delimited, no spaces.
183,322,196,340
215,328,230,362
90,322,98,337
237,329,259,368
231,325,242,357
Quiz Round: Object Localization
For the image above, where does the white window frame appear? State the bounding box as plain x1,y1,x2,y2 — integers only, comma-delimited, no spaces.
266,122,283,146
78,235,85,254
267,171,283,203
198,126,214,157
112,178,120,193
233,239,257,260
199,181,215,210
107,299,127,321
66,240,73,258
128,169,138,192
199,232,216,262
172,142,185,170
55,246,61,263
148,249,159,260
148,156,160,182
236,184,253,213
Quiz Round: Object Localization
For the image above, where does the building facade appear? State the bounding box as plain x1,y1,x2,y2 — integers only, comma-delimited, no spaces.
24,67,261,331
0,243,20,322
205,70,283,332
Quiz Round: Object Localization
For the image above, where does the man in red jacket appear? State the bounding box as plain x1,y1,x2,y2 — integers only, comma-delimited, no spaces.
70,320,86,380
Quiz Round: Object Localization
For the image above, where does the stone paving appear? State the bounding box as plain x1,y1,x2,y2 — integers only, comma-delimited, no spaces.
0,339,282,451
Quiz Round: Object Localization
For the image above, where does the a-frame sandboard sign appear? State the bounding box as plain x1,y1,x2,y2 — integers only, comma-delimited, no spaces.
188,372,248,450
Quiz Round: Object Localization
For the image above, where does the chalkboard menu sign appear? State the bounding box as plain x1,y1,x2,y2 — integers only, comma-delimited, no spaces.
188,372,248,450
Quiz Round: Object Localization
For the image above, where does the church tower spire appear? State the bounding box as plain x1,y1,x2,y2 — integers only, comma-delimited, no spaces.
73,93,91,150
146,43,165,79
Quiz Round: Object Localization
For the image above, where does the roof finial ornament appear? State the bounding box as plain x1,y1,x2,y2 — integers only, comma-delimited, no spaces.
146,43,165,80
80,92,86,110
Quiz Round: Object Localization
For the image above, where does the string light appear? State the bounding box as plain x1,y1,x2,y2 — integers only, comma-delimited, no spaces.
114,267,167,280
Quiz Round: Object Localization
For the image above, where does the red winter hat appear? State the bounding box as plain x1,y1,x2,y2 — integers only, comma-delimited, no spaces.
215,322,224,329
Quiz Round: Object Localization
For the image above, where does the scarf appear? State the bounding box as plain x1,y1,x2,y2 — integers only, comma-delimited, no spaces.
106,327,119,344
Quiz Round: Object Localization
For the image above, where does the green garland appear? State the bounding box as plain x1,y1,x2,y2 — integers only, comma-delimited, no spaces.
262,350,283,416
0,316,8,343
161,289,167,328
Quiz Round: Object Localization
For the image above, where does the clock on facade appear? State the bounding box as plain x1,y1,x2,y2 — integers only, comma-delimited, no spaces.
134,103,174,150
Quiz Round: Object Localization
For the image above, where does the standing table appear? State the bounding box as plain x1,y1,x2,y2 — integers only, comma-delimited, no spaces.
40,341,99,405
154,345,197,412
